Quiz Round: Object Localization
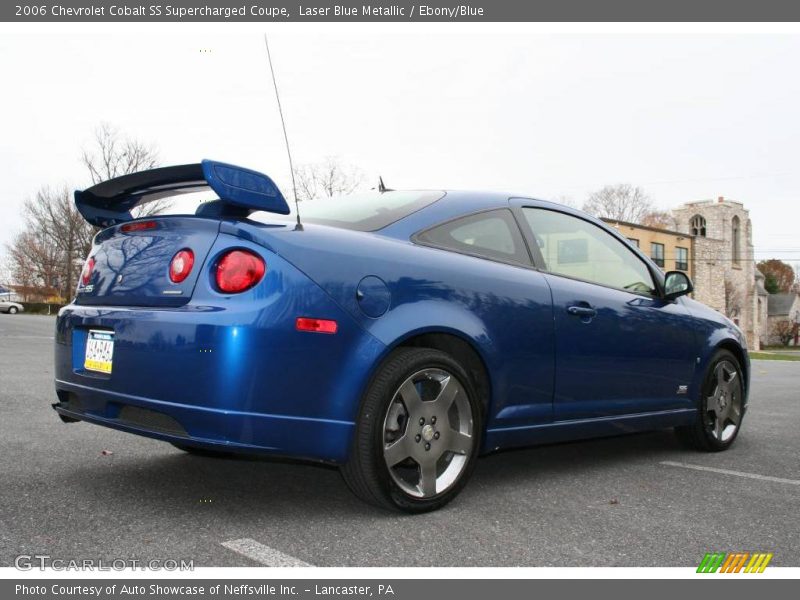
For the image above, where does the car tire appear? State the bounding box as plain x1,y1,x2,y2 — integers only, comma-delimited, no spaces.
170,443,235,458
8,307,17,314
341,347,482,513
675,349,745,452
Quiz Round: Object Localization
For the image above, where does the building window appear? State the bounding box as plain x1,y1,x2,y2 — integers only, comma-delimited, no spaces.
628,238,639,247
732,215,741,266
690,215,706,237
651,242,665,268
675,246,689,271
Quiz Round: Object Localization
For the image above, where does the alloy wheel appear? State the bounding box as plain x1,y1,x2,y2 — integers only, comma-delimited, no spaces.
704,360,743,443
382,368,474,498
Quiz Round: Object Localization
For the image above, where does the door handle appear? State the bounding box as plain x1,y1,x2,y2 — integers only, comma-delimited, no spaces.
567,305,597,318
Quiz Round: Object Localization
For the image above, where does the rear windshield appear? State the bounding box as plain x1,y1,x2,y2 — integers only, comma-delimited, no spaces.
250,191,444,231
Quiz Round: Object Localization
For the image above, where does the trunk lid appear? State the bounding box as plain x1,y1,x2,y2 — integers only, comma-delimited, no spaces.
75,217,220,307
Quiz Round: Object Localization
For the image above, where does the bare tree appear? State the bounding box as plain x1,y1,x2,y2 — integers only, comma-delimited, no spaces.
12,186,94,301
771,319,794,347
640,210,675,229
724,278,742,321
293,157,365,202
81,122,167,217
5,124,165,302
583,184,656,224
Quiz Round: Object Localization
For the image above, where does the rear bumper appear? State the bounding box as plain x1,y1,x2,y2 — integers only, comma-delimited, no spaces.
53,380,352,461
53,237,387,463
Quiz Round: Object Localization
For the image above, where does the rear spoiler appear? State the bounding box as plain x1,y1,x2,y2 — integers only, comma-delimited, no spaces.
74,159,290,227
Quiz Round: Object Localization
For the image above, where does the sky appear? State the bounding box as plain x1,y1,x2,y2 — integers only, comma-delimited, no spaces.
1,30,799,267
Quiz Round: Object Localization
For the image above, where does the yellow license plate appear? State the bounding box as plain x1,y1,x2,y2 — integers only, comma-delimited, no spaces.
84,330,114,374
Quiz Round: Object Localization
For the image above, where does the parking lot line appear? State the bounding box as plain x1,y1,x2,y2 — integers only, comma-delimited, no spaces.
660,461,800,486
221,538,313,567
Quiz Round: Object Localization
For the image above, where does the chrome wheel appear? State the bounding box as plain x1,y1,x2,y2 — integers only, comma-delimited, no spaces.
704,360,743,443
382,368,474,499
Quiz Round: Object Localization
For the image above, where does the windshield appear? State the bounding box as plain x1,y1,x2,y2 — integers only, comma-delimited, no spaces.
250,191,444,231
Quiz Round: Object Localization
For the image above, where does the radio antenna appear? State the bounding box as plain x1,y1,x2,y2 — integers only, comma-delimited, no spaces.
263,33,301,229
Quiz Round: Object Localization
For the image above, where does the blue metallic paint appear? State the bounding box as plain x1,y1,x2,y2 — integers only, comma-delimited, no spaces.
54,185,748,464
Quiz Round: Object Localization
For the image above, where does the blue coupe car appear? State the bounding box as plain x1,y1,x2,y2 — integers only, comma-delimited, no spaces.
54,160,748,512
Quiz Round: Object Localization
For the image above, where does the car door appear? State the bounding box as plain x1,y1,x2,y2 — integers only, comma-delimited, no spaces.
413,208,556,427
517,204,698,421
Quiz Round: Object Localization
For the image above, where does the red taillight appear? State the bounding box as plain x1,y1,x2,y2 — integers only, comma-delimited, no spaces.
80,257,95,286
169,249,195,283
121,220,158,233
296,317,338,334
215,249,266,293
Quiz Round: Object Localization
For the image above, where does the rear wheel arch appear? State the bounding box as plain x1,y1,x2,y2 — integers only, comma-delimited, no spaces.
346,328,494,448
396,331,492,420
342,345,484,511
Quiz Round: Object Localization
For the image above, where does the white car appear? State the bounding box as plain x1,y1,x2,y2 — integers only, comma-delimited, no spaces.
0,300,24,314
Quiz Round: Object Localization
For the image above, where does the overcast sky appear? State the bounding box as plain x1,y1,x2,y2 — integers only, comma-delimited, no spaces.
1,31,799,265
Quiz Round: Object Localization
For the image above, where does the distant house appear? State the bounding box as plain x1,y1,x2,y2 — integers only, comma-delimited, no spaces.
767,293,800,346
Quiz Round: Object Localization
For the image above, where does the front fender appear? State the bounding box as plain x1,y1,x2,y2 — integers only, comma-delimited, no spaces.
686,309,750,407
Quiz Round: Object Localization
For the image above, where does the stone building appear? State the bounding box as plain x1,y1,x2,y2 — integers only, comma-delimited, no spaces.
605,197,766,350
671,197,764,350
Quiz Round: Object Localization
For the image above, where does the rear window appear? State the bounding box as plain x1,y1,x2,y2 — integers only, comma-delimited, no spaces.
250,191,444,231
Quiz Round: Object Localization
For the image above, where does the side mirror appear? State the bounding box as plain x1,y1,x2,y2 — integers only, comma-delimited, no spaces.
664,271,693,301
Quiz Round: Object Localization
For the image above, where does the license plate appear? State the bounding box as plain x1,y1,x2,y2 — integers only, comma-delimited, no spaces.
84,330,114,374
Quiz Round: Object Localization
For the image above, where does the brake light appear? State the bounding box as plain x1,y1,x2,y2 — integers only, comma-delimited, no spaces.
80,257,95,286
121,220,158,232
169,249,195,283
296,317,338,334
215,249,266,293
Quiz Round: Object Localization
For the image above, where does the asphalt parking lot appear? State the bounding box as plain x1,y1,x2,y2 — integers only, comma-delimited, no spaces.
1,313,798,567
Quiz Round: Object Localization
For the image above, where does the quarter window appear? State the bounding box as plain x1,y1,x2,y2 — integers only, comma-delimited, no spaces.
522,208,656,296
651,242,665,268
415,209,531,266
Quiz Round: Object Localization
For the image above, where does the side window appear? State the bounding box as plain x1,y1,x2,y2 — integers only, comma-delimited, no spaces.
415,209,531,266
522,208,657,296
